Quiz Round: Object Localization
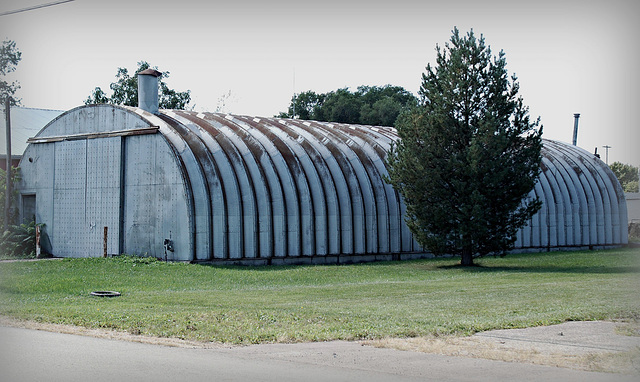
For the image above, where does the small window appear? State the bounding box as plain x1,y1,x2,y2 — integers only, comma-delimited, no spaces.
22,194,36,224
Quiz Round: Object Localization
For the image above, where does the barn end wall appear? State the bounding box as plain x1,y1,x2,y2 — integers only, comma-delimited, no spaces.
18,104,629,262
19,105,194,260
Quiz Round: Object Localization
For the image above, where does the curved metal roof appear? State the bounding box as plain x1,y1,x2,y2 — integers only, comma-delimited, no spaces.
517,139,627,249
133,108,418,260
23,104,628,260
136,107,627,258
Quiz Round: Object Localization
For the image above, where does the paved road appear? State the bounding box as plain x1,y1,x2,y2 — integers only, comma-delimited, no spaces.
0,326,636,382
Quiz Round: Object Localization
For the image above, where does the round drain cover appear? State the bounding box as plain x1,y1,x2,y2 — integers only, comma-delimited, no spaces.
90,291,121,297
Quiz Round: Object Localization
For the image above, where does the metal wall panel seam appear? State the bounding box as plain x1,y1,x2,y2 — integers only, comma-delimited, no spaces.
300,122,366,254
156,113,213,260
531,181,546,248
138,111,204,260
341,127,397,253
118,136,126,254
543,142,591,245
330,124,383,253
542,143,583,246
578,146,625,243
582,157,614,244
181,114,239,259
537,159,558,248
324,123,378,253
278,119,336,256
165,111,230,258
337,123,410,252
155,133,196,259
592,153,628,243
578,151,620,244
226,115,288,258
548,141,600,245
166,112,237,259
204,118,260,259
331,126,388,253
548,152,580,247
540,155,571,246
288,120,354,255
361,135,404,252
290,120,355,255
253,118,330,255
518,188,537,248
265,119,317,256
203,114,271,259
572,152,607,244
204,114,271,258
231,117,300,257
121,108,195,259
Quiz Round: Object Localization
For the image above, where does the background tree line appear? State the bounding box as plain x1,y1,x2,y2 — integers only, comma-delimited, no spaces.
85,61,191,110
277,85,418,127
609,162,639,193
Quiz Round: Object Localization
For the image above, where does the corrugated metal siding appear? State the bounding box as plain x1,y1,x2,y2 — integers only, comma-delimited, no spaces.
0,107,63,156
18,104,628,261
514,140,627,249
156,110,417,259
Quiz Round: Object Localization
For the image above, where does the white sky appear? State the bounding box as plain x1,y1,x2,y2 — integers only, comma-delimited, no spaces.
1,0,638,166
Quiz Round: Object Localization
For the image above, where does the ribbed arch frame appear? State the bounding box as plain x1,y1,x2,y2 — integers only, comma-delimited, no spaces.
127,109,631,259
515,140,627,250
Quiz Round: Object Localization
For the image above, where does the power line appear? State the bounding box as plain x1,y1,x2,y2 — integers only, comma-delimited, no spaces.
0,0,75,17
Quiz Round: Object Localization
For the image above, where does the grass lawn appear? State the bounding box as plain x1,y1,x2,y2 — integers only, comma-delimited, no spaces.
1,248,639,344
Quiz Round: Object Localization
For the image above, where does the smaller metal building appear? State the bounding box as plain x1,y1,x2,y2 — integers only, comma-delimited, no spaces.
18,72,628,262
1,106,63,170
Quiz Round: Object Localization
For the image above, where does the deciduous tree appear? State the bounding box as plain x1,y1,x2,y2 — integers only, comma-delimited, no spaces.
0,40,22,106
609,162,639,193
85,61,191,110
278,85,417,126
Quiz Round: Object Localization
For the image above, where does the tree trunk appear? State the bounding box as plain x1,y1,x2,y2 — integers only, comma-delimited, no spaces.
461,246,474,266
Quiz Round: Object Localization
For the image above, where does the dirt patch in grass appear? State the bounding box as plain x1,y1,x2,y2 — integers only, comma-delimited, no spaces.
365,335,639,374
364,321,640,374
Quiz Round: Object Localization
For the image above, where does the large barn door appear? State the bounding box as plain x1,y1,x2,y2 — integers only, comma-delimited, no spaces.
52,138,122,257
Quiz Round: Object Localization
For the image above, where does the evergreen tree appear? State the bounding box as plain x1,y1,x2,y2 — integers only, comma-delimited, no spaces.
386,28,543,266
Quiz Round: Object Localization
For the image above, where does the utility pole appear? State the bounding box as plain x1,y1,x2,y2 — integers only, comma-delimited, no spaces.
602,145,612,165
4,97,12,230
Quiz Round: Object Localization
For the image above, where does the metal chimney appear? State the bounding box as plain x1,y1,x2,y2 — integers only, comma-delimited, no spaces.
572,113,580,146
137,68,162,114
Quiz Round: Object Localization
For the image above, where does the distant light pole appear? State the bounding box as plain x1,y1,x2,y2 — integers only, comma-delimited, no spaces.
4,98,12,230
602,145,612,165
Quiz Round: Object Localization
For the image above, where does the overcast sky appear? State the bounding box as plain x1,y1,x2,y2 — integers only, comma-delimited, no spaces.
1,0,638,166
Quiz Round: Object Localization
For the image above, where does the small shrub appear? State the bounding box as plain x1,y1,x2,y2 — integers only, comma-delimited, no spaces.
0,221,44,259
629,222,640,243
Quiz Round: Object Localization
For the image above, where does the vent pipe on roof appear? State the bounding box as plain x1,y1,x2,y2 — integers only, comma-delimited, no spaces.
572,113,580,146
137,68,162,114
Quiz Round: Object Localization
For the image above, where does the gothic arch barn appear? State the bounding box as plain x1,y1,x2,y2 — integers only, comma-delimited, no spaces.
18,72,628,262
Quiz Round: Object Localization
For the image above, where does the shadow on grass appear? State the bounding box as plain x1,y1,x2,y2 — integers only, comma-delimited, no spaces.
436,263,640,274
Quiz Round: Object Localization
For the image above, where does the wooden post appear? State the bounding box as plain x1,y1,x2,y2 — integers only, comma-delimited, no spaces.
103,226,108,258
35,225,41,258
